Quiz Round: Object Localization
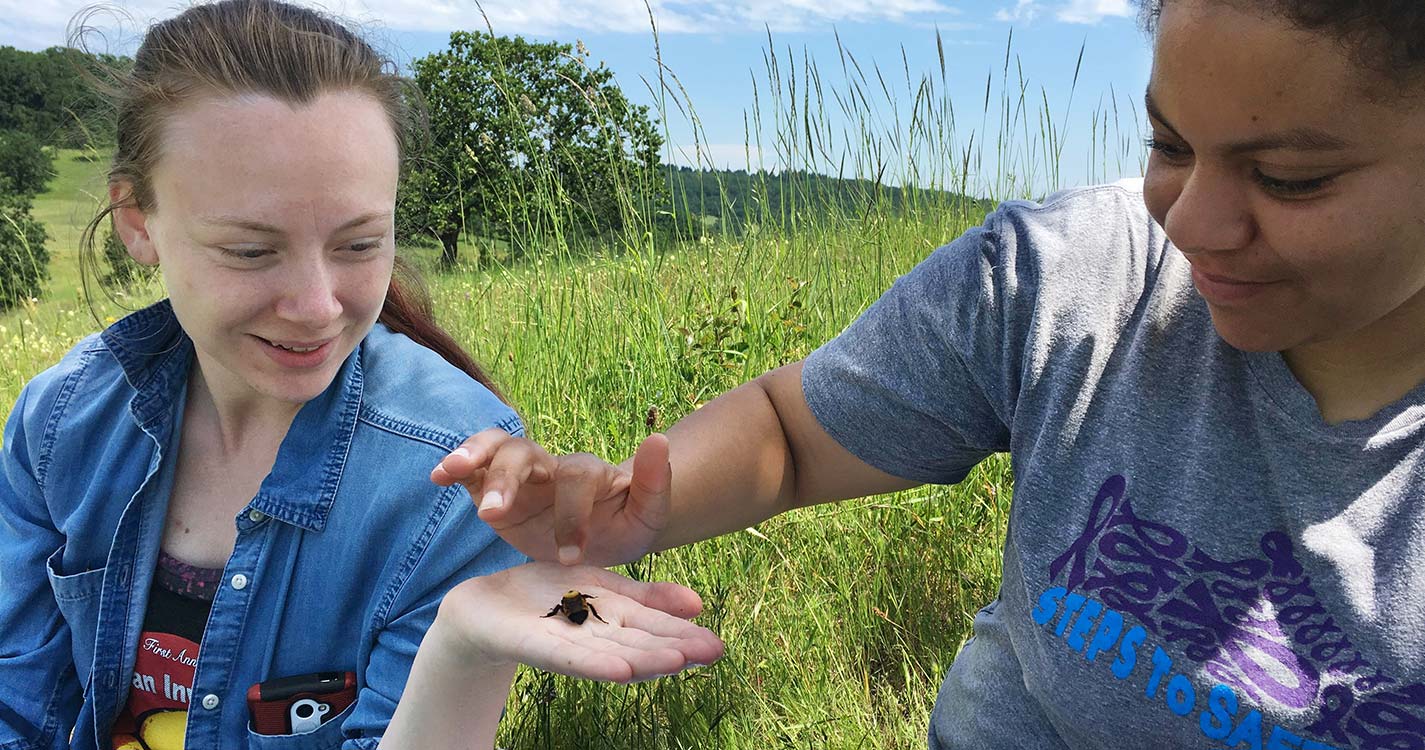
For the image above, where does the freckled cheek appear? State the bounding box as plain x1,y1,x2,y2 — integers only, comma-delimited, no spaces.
166,268,253,324
340,268,393,324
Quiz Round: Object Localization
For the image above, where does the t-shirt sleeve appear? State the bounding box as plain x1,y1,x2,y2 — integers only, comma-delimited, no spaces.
802,208,1035,485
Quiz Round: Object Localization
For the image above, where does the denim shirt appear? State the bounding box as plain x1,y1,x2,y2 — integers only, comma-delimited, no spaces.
0,300,527,750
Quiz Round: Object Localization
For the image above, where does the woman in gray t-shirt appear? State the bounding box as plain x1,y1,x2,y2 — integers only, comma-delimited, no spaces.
438,1,1425,747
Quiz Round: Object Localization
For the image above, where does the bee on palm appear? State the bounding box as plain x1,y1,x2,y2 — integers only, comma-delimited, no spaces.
542,590,606,625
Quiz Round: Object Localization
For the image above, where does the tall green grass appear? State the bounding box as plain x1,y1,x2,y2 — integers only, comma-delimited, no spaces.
0,27,1144,750
443,211,1016,748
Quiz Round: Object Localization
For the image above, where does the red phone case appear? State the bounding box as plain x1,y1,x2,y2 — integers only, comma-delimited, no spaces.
246,671,357,735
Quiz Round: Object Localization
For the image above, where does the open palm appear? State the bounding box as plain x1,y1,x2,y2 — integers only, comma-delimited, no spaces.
440,562,723,683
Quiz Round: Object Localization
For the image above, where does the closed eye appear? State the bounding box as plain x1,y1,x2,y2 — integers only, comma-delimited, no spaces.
1146,137,1337,200
1251,170,1334,198
1144,136,1191,162
218,246,272,260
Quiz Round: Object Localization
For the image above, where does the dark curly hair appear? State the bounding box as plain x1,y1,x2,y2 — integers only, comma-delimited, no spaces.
1136,0,1425,88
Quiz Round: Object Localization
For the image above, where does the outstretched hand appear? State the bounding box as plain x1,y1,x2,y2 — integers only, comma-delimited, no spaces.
438,562,724,684
431,429,673,567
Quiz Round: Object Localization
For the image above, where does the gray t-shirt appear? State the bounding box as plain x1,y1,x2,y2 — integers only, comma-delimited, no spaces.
802,180,1425,750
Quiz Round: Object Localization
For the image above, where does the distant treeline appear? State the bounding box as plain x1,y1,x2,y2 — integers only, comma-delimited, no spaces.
658,165,993,236
0,42,995,261
0,46,128,149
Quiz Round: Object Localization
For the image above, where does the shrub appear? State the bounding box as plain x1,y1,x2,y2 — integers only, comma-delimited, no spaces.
0,195,49,310
0,130,55,198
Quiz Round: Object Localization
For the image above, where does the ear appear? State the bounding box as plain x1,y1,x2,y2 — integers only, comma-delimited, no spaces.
108,181,159,266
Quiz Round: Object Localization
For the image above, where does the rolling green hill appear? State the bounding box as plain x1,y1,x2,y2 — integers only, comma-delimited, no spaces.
661,164,994,237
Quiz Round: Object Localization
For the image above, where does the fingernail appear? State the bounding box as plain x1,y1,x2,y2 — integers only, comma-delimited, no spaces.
453,446,473,461
480,490,503,511
558,545,580,565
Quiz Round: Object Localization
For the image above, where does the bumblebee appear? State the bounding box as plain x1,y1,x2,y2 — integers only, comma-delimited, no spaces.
542,590,606,625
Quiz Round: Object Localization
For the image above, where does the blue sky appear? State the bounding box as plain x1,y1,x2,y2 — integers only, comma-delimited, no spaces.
1,0,1154,193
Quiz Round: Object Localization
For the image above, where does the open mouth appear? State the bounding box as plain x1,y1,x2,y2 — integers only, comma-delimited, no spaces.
266,341,322,353
259,336,330,354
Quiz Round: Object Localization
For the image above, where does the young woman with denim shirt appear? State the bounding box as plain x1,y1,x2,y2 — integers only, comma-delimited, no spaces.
438,1,1425,747
0,2,722,748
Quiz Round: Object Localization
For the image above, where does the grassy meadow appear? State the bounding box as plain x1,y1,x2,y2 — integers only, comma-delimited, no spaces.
0,33,1145,749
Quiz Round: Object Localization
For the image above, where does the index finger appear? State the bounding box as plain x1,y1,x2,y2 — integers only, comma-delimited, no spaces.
430,427,517,486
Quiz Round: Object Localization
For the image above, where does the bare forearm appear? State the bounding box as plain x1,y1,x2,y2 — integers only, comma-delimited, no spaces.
647,376,798,551
379,614,515,750
648,361,917,551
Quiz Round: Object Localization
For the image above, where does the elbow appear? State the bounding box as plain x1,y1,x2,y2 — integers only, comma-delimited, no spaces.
749,366,807,513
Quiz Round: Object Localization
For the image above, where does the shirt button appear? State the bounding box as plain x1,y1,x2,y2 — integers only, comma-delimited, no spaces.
248,509,266,522
230,573,249,590
201,693,220,710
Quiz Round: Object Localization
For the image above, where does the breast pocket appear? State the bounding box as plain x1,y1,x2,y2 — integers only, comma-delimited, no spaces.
45,545,107,688
246,700,357,750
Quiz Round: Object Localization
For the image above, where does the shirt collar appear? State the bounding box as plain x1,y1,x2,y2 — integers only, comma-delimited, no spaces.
249,348,363,532
102,299,364,532
101,299,191,436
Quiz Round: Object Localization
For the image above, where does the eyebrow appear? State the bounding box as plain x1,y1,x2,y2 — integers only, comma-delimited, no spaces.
197,211,391,235
1144,89,1353,155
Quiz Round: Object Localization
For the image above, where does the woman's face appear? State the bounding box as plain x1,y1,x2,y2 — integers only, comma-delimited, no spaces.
116,91,399,409
1141,0,1425,355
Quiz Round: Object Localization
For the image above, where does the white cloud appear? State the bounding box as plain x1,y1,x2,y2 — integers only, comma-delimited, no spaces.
714,0,957,33
0,0,963,50
994,0,1131,25
1054,0,1132,24
0,1,178,51
994,0,1041,23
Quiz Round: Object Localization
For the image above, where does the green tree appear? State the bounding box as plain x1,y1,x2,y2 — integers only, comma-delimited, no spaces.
0,194,49,310
0,128,52,310
402,32,663,266
0,129,55,197
395,155,462,255
0,46,122,148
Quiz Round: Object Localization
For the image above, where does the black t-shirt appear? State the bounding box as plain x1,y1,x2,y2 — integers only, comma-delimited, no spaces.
111,552,222,750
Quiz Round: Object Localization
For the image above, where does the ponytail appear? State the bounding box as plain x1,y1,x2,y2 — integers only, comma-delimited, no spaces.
379,257,509,406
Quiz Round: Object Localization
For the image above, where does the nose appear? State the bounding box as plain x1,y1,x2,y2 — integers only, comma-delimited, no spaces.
274,252,342,327
1161,164,1256,255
